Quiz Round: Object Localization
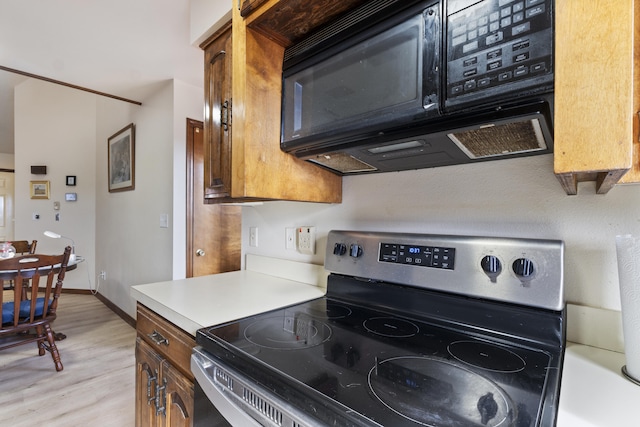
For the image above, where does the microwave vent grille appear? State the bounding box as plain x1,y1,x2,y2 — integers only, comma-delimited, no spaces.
308,152,377,173
448,119,547,159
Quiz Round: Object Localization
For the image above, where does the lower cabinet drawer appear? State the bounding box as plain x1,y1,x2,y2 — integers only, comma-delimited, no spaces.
136,303,195,380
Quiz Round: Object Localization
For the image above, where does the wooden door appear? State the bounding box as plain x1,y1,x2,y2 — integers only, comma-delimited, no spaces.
135,338,162,427
186,119,241,277
203,23,233,200
163,360,194,427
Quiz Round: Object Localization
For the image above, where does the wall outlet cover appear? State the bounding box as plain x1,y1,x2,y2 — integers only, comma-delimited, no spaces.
296,226,316,255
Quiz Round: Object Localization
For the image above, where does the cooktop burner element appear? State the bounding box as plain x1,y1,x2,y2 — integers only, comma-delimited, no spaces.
193,230,565,427
448,341,527,373
368,356,515,426
363,317,420,338
243,315,332,350
308,301,352,319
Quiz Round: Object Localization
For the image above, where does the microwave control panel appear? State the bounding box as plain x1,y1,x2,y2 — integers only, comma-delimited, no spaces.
445,0,553,109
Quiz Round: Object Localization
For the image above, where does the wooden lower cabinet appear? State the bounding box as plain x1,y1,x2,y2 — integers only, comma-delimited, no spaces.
135,304,195,427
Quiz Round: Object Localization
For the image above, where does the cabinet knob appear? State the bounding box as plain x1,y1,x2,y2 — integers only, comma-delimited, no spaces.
196,249,205,257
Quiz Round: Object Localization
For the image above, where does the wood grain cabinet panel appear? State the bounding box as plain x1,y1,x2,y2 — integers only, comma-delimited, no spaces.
135,304,195,427
202,22,233,200
200,10,342,204
137,304,195,380
244,0,369,46
554,0,640,194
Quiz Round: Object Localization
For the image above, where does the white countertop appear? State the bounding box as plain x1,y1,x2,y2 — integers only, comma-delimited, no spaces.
558,343,640,426
130,256,640,426
131,269,325,335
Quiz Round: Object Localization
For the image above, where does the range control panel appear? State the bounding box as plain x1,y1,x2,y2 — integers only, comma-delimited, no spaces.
325,230,564,311
379,243,455,270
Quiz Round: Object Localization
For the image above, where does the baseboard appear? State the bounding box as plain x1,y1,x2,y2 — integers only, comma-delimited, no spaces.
61,288,93,295
92,292,136,329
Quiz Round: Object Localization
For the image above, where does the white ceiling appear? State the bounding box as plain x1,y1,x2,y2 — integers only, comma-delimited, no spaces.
0,0,206,155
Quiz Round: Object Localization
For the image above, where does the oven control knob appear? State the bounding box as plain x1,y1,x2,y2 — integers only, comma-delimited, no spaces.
333,243,347,256
481,255,502,275
512,258,535,278
350,243,363,258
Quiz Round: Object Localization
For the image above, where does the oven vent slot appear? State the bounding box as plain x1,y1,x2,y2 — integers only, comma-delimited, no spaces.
243,388,284,425
215,368,233,390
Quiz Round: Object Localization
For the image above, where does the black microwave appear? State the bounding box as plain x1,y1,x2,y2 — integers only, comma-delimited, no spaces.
280,0,554,175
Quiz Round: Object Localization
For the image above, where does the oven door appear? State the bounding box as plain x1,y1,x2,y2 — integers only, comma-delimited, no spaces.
191,347,259,427
191,346,323,427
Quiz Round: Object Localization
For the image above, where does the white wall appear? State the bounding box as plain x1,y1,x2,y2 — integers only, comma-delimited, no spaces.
93,79,201,318
189,0,232,45
13,77,196,319
14,79,96,290
242,153,640,312
172,80,205,279
96,81,175,317
0,154,15,169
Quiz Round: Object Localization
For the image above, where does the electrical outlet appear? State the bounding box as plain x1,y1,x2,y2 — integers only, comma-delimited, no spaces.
285,228,295,250
296,226,316,255
99,271,106,280
249,227,259,247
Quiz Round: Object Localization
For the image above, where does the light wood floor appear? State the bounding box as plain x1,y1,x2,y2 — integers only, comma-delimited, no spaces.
0,293,136,426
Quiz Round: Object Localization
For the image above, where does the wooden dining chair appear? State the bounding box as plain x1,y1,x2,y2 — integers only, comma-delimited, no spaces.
1,240,38,296
10,240,38,255
0,246,72,371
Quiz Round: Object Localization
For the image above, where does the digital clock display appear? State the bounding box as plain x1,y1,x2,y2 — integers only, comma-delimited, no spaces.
379,242,455,270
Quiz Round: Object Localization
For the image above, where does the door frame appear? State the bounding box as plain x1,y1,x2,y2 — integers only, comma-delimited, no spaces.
185,118,200,277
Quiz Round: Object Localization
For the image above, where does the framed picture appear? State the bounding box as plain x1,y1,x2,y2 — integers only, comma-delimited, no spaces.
108,123,135,192
66,175,76,186
65,192,77,201
30,180,50,199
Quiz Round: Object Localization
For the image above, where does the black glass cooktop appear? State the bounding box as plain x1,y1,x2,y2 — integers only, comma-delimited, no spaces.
196,276,565,427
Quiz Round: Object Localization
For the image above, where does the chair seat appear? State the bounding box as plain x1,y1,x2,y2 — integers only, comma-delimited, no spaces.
2,298,50,324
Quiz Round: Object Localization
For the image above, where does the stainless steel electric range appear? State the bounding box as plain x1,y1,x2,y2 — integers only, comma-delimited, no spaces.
192,230,565,427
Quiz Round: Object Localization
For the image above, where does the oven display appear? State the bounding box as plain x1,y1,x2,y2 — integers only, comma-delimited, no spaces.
379,243,455,269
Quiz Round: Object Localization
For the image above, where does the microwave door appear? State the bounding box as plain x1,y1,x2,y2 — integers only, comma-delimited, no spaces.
281,10,438,148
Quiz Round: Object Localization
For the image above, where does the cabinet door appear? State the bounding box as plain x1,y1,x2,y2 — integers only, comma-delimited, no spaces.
203,23,233,200
136,338,163,427
163,360,195,427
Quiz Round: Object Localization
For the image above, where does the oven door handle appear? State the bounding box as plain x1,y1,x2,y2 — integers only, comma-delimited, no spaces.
191,348,262,427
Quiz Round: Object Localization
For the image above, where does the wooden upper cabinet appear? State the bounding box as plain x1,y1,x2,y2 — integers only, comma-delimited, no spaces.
554,0,639,194
243,0,368,46
207,0,640,197
203,22,233,200
199,8,342,204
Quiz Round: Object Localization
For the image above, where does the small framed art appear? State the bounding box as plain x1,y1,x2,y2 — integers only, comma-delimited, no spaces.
30,180,50,199
108,123,135,192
